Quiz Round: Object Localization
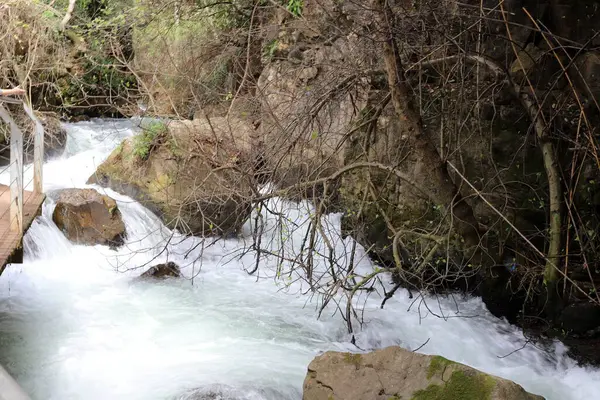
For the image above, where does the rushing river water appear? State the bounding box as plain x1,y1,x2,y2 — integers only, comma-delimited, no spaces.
0,119,597,399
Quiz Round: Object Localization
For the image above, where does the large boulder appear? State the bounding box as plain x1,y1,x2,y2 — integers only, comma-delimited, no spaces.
87,118,256,237
303,346,544,400
52,188,126,247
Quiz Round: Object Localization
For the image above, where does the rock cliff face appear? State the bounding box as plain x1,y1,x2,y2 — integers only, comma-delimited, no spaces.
88,118,256,237
303,347,544,400
256,30,372,199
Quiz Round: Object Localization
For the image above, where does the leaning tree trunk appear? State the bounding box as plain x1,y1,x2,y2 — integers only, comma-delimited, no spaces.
374,0,481,253
497,2,563,291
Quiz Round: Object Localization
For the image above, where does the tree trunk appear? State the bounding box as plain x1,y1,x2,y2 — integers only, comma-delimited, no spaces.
374,0,481,252
60,0,77,31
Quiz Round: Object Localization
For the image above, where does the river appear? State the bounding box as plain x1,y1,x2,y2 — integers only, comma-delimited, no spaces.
0,119,597,399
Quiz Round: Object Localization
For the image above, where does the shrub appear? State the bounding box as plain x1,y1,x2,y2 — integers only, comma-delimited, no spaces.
132,120,167,160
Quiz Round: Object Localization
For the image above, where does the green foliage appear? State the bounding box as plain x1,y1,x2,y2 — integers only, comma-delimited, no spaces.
133,9,238,106
263,39,279,61
192,0,268,29
40,0,138,113
286,0,303,16
79,2,136,88
133,120,167,160
40,9,60,21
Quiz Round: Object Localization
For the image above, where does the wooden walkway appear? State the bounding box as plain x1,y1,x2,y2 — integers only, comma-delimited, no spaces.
0,185,44,275
0,100,46,278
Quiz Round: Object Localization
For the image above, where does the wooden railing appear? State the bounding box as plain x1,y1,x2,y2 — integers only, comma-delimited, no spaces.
0,98,39,399
0,98,44,236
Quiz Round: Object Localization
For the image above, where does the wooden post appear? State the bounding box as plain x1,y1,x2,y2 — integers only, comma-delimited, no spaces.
0,104,23,234
9,120,23,234
23,103,44,194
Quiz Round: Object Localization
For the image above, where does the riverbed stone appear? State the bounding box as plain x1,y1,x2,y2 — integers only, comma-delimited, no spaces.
52,188,126,247
140,262,181,279
303,346,545,400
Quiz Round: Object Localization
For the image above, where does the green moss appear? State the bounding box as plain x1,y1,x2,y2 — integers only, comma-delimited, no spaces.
95,157,128,182
412,384,443,399
427,356,455,379
343,353,362,368
412,370,495,400
148,173,173,195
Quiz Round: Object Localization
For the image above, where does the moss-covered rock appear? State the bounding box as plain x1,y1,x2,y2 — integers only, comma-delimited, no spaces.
412,370,495,400
303,346,544,400
87,117,256,237
427,356,456,379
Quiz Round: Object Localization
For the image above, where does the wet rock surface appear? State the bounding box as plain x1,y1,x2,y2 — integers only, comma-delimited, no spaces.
52,188,125,247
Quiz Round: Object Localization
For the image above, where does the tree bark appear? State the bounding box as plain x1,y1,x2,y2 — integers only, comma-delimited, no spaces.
60,0,77,31
497,3,562,286
374,0,481,251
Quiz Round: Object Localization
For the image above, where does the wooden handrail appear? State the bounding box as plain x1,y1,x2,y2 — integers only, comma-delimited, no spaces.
22,103,44,195
0,99,45,235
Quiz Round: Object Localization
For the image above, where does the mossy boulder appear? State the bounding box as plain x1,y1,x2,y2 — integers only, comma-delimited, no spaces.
87,118,256,237
52,188,126,248
303,347,544,400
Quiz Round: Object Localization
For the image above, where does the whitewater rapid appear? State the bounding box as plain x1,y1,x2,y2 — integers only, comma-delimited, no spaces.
0,119,597,399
